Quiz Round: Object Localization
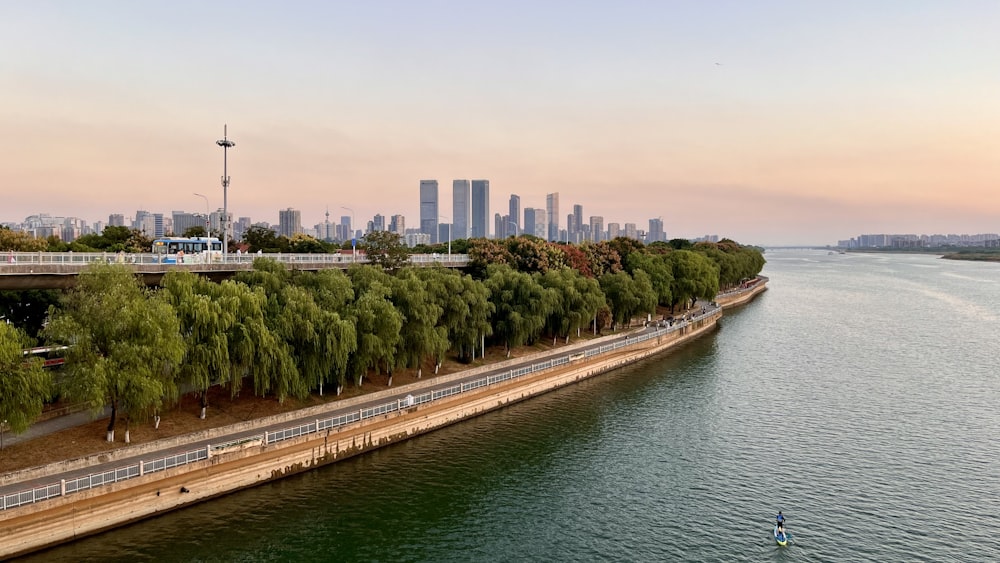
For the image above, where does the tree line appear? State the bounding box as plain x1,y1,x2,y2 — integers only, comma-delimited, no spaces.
0,233,764,443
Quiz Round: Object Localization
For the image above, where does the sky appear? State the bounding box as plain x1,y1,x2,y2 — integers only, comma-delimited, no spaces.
2,1,998,246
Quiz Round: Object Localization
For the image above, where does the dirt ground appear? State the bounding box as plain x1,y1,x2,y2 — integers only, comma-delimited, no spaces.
0,331,623,475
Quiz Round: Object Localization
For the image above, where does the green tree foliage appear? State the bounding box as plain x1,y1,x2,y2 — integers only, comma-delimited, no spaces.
417,267,493,363
606,237,646,266
580,241,623,278
44,264,185,442
484,265,556,356
287,233,333,254
505,236,554,274
362,230,409,271
161,270,238,418
466,238,513,279
72,226,152,253
233,259,308,402
668,238,694,250
242,225,286,253
599,270,656,329
536,268,606,343
625,253,674,307
182,226,208,238
666,250,720,311
346,266,403,386
0,227,47,252
0,323,52,435
0,290,61,339
389,269,447,381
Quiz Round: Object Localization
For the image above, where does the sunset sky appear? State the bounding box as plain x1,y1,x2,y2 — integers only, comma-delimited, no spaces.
2,1,998,246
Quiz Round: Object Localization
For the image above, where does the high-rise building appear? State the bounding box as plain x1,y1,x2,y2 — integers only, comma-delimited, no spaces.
524,208,537,238
647,218,665,243
453,180,470,240
389,214,405,235
471,179,490,238
420,180,439,243
607,222,621,240
339,215,353,241
589,216,604,242
372,214,386,232
624,223,638,240
571,204,584,242
278,208,302,238
546,192,559,241
508,194,520,233
108,214,125,227
172,211,204,235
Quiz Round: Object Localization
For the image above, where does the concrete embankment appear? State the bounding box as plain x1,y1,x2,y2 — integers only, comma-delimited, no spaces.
0,279,767,558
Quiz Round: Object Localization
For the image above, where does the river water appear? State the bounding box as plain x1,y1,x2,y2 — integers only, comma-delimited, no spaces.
20,250,1000,562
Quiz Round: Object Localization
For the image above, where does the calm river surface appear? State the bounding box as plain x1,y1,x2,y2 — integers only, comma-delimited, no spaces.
21,250,1000,562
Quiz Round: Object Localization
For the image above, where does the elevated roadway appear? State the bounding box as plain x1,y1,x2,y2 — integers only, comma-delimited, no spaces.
0,252,469,290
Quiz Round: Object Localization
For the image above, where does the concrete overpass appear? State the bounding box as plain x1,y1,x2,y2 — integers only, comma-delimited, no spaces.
0,252,470,290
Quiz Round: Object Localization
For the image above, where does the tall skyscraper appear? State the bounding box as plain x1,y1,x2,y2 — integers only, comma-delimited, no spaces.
624,223,638,240
607,222,621,240
508,194,521,233
420,180,439,243
453,180,470,239
108,214,125,227
648,218,665,243
589,216,604,242
471,179,490,238
372,214,386,232
278,208,302,238
546,192,559,241
572,204,584,242
524,208,537,238
339,215,352,241
389,214,405,235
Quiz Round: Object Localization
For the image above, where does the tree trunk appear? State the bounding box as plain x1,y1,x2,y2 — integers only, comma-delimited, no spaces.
319,380,324,396
199,391,208,420
124,416,131,444
336,384,343,396
417,367,422,379
387,374,393,387
106,401,118,442
154,414,161,429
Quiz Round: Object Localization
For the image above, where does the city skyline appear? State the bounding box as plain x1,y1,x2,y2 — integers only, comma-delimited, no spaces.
2,2,998,246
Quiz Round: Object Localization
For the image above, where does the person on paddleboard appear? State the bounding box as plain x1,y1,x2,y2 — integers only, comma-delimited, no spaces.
776,511,785,530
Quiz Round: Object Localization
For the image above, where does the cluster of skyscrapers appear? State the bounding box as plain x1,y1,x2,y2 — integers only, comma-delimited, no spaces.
417,179,668,245
4,180,676,247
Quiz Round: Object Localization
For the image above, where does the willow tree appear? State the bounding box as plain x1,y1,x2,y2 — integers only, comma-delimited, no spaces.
536,268,606,341
666,250,720,312
346,266,403,387
0,323,52,438
416,268,493,364
599,270,656,330
390,268,447,382
45,264,184,442
292,269,356,394
162,270,235,419
484,264,556,357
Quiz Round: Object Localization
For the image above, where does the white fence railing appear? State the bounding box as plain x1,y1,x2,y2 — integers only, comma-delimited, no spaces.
1,306,721,512
0,252,469,268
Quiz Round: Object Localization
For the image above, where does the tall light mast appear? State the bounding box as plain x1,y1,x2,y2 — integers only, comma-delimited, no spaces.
216,125,236,259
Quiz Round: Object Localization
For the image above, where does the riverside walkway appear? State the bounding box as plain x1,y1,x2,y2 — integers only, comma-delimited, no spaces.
0,306,719,512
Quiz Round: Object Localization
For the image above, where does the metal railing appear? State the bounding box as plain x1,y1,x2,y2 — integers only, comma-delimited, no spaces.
0,252,469,268
1,306,720,512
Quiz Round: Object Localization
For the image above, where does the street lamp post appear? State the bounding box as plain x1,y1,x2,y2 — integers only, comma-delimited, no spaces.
193,193,210,235
341,206,355,262
216,125,235,260
439,215,451,260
